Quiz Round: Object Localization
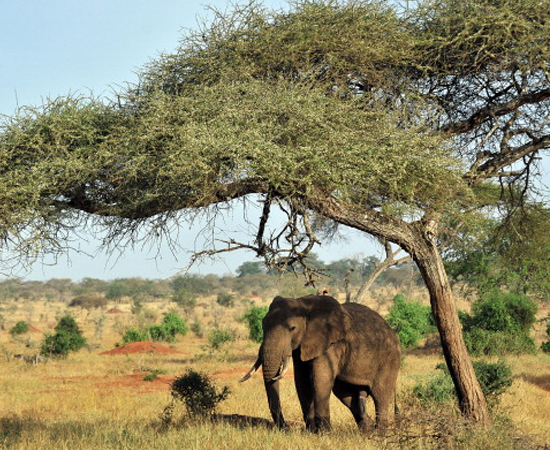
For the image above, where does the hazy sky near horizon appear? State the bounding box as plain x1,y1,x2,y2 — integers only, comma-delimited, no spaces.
0,0,381,281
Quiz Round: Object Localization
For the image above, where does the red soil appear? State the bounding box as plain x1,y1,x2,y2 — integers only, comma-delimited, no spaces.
27,325,43,333
100,341,181,355
107,308,123,314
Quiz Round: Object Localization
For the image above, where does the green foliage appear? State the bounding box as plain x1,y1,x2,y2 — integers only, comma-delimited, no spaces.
472,360,513,401
216,292,234,308
242,306,269,343
120,312,188,345
413,360,513,407
208,328,234,350
236,261,265,277
169,369,230,416
461,291,537,356
120,327,149,345
40,315,87,357
10,321,29,335
386,294,435,348
162,311,188,336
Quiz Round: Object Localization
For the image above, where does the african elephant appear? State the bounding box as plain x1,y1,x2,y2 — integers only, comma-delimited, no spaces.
241,294,401,432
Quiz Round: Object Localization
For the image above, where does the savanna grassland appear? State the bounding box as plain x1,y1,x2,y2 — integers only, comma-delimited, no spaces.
1,281,549,450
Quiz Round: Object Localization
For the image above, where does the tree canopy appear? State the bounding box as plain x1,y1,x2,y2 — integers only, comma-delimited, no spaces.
2,0,550,423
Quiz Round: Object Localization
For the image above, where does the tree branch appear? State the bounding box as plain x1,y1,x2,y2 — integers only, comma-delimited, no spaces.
441,88,550,136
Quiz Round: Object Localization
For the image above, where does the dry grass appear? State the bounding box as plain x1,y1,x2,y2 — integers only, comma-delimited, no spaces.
0,293,549,449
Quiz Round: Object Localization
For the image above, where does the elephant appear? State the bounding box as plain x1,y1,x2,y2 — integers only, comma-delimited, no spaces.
241,294,401,433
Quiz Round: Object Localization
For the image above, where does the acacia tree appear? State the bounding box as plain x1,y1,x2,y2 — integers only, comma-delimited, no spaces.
2,0,550,423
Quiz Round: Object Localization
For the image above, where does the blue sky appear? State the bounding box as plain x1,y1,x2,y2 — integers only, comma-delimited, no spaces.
0,0,380,281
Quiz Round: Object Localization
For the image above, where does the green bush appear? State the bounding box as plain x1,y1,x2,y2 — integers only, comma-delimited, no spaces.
461,290,537,356
40,315,87,357
242,306,269,342
208,328,234,350
463,328,536,356
468,291,537,333
413,360,513,407
119,312,188,345
162,312,188,337
10,321,29,335
120,327,150,345
386,294,435,348
169,369,230,416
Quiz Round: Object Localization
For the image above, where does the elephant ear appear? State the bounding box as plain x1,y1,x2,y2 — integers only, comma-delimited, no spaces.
300,296,352,361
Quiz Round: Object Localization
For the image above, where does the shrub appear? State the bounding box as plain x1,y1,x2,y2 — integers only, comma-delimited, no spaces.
191,317,204,337
10,321,29,335
120,327,149,345
208,328,234,350
119,312,188,345
463,328,536,356
468,291,537,333
68,293,108,309
386,294,435,348
461,290,537,356
216,292,235,307
413,360,513,407
169,369,230,416
40,315,87,357
242,306,269,342
162,312,188,337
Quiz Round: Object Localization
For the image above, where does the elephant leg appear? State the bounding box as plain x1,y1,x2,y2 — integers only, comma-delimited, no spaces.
310,358,335,432
332,379,375,431
371,384,394,431
292,355,315,431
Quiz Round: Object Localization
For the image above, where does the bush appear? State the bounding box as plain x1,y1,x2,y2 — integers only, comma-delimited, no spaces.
242,306,269,342
10,321,29,335
40,315,87,357
216,292,235,307
413,360,513,407
208,328,234,350
463,328,536,356
169,369,230,416
120,327,149,345
191,318,204,338
162,312,188,337
119,312,188,345
468,291,537,333
68,293,108,309
461,290,537,356
386,294,435,348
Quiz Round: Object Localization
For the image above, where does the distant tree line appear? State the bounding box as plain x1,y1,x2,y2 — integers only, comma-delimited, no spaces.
0,254,422,305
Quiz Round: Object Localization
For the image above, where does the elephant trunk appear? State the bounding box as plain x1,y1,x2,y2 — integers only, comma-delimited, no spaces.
262,338,291,429
264,377,287,429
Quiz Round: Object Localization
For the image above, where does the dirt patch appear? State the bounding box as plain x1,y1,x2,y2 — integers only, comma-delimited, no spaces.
100,341,181,355
27,325,43,333
107,308,123,314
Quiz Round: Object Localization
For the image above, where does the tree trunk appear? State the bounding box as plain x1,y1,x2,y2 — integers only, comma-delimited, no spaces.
413,242,490,423
305,195,490,423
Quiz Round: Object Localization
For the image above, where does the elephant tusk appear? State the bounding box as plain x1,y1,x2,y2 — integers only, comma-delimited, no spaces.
271,356,290,381
240,358,262,382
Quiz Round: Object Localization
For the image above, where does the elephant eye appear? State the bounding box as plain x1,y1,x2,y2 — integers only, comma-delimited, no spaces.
289,325,296,332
